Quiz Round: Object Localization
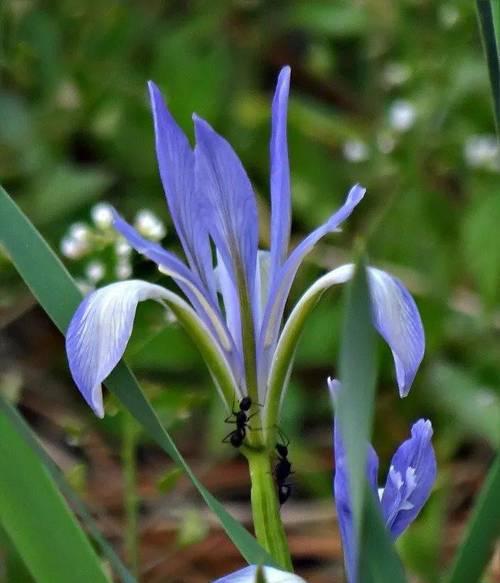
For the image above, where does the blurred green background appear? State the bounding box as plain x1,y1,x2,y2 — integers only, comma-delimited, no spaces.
1,1,499,581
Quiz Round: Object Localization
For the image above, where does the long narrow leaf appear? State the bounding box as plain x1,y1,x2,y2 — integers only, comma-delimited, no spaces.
0,396,136,583
337,258,406,582
337,259,377,546
446,454,500,583
477,0,500,133
0,184,275,567
0,408,109,583
359,486,407,583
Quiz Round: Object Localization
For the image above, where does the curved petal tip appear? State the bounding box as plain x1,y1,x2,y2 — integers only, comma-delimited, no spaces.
65,280,168,417
367,268,425,397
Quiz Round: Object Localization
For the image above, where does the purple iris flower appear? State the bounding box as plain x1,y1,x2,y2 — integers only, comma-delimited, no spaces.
65,67,425,427
329,379,437,583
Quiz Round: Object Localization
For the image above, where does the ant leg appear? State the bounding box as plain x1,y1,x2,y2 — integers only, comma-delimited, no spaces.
222,430,236,443
247,411,261,421
275,425,290,447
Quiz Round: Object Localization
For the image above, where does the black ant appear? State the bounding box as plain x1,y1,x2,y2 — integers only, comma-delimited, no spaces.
222,396,260,448
273,428,293,506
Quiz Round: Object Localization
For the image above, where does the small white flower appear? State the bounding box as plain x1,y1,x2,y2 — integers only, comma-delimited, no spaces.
85,261,106,284
115,259,132,280
91,202,114,230
135,209,166,240
464,135,500,171
389,100,416,132
69,222,91,243
342,139,369,163
60,236,87,259
439,4,460,29
115,238,132,258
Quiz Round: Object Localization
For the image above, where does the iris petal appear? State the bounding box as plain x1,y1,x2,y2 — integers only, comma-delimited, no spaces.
66,280,171,417
113,211,233,353
148,82,215,295
367,268,425,396
193,115,258,299
66,280,240,417
212,565,307,583
269,66,292,284
260,185,365,358
381,419,437,538
269,264,424,409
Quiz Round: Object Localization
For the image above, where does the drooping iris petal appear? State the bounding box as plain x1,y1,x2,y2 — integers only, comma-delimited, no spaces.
113,211,233,353
260,184,365,359
212,565,307,583
381,419,436,538
330,379,379,583
148,82,215,296
193,115,258,299
367,268,425,396
267,263,424,410
66,280,170,417
269,66,292,285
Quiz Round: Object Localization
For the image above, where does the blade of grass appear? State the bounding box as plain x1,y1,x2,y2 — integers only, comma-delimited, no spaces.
359,486,407,583
0,408,109,583
0,184,275,567
337,258,377,549
477,0,500,133
446,454,500,583
336,258,406,582
0,395,136,583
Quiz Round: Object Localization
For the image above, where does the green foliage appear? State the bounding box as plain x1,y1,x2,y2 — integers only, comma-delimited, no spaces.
0,407,109,583
337,260,406,582
446,455,500,583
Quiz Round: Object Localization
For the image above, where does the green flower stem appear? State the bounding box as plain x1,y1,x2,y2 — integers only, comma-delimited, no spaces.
122,411,139,577
246,448,292,571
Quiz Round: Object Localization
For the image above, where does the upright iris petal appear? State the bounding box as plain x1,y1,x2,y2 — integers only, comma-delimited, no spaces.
269,66,292,285
148,82,215,298
194,115,258,300
260,184,366,357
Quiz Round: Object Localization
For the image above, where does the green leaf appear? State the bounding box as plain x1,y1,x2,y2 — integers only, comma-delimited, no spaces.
0,184,274,567
0,396,136,583
337,259,377,546
477,0,500,134
446,454,500,583
359,487,407,583
336,259,406,582
0,407,109,583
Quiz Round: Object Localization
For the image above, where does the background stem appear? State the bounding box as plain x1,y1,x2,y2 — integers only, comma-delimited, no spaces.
246,449,293,571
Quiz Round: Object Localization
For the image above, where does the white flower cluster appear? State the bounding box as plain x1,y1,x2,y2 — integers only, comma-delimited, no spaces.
60,203,167,289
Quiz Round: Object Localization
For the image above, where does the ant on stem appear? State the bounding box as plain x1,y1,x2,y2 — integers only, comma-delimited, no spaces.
273,427,294,506
222,396,261,448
